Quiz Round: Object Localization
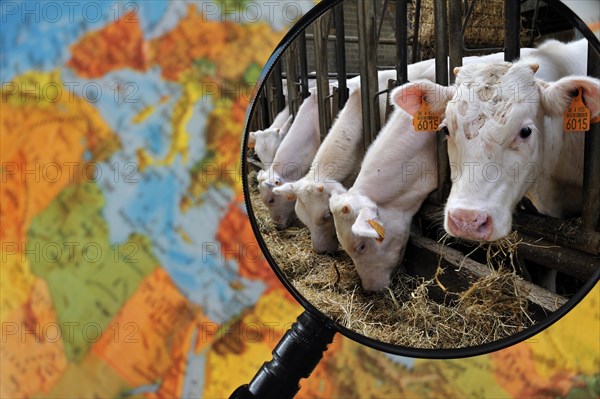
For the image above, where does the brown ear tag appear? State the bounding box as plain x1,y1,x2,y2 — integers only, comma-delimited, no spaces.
413,101,441,132
367,220,385,243
563,89,591,132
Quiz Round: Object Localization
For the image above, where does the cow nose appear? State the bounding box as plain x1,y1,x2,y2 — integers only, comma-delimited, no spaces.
447,209,493,241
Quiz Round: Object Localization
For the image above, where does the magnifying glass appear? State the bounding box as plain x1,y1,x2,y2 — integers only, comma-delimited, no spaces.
233,0,600,397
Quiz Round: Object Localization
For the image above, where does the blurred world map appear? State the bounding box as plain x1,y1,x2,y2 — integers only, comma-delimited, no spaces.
0,1,599,398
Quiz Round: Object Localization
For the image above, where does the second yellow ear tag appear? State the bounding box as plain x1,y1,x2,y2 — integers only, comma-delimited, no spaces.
367,220,385,243
564,89,591,132
413,101,441,132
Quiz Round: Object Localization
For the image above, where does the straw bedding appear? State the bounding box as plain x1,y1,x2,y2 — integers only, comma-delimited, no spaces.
247,169,535,349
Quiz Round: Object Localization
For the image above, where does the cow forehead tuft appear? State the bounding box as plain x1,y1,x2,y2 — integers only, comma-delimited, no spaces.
456,63,512,86
451,62,539,140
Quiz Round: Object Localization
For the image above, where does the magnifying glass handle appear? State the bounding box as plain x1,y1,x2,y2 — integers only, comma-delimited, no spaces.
229,311,336,399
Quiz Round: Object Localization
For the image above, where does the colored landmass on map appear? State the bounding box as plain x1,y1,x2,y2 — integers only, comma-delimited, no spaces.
1,1,598,398
27,182,157,361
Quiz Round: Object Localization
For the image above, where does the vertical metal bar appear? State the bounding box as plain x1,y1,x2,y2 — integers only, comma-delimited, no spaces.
272,61,285,114
434,0,450,203
396,0,408,85
377,0,389,46
314,12,333,138
448,0,463,84
264,79,275,124
412,0,421,63
331,87,340,120
249,104,259,132
582,44,600,231
259,89,270,129
529,0,541,47
434,0,449,87
334,3,348,109
504,0,520,62
357,0,381,151
285,42,300,118
298,32,310,100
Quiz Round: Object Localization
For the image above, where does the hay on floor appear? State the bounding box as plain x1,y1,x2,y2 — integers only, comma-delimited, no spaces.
247,169,534,349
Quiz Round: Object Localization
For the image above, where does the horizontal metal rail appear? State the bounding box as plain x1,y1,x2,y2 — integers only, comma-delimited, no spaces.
305,33,398,46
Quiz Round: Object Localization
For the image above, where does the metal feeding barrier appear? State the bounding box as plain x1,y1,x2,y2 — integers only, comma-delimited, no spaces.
252,0,600,315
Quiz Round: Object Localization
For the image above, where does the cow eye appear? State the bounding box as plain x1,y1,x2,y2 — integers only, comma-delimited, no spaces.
268,198,275,204
356,242,367,252
519,127,532,139
322,212,331,222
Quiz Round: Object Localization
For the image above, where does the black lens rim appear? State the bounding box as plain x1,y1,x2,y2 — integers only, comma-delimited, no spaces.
240,0,600,359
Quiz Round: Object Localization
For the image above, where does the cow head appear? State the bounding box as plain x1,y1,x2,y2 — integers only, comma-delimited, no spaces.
330,191,410,292
397,66,600,242
249,116,292,165
274,179,346,254
257,169,297,230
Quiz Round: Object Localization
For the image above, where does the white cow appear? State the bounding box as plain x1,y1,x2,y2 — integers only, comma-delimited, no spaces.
276,50,536,254
249,114,293,166
257,87,325,229
329,86,439,291
397,39,600,242
270,72,390,252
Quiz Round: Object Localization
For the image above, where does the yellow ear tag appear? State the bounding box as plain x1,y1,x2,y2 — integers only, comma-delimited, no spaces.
413,101,441,132
367,220,385,243
564,89,591,132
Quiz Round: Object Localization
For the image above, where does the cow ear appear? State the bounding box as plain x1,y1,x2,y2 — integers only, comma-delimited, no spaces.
390,80,455,116
248,132,256,147
257,169,267,183
272,182,294,196
541,76,600,117
351,206,383,240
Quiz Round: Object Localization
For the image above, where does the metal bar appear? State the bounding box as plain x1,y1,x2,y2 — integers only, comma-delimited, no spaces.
259,89,270,129
377,0,389,46
305,33,398,46
516,233,599,281
528,0,541,46
504,0,520,61
286,72,360,79
403,235,568,320
463,46,505,54
331,87,341,120
396,0,408,86
461,0,477,38
419,203,600,274
434,0,450,203
285,42,300,118
298,32,310,100
334,3,349,109
412,0,422,63
272,61,285,114
448,0,463,84
357,0,381,151
384,80,396,121
514,213,600,255
582,43,600,231
313,11,333,138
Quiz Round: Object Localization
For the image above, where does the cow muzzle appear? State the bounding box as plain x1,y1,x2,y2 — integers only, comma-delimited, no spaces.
447,209,494,241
